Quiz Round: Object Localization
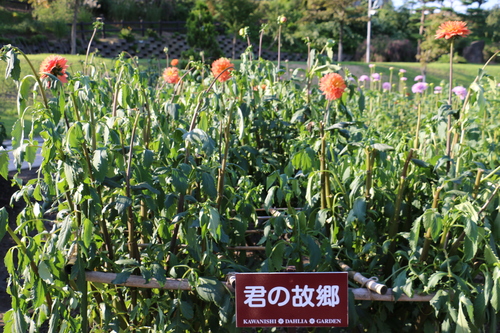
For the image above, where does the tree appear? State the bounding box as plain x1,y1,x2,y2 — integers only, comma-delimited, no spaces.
485,6,500,42
185,1,222,61
302,0,365,61
31,0,97,54
212,0,259,59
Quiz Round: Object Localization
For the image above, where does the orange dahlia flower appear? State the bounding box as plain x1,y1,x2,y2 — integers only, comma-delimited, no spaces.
319,73,346,100
211,57,233,82
39,55,68,84
435,21,471,40
163,67,180,84
170,58,179,66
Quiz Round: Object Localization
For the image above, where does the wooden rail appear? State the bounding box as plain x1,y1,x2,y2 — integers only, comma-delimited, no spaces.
84,271,435,302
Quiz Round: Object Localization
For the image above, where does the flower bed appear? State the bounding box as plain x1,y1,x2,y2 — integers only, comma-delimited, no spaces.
1,24,500,331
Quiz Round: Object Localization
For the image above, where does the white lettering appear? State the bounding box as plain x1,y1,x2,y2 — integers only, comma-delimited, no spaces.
316,285,340,307
244,286,267,307
316,318,342,324
291,284,315,307
268,286,290,306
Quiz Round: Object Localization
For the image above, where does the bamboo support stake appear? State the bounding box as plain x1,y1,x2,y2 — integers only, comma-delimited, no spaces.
84,272,434,302
339,261,387,295
227,246,266,251
85,271,192,290
351,288,434,302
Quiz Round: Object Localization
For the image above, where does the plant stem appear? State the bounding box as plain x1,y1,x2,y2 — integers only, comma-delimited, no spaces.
421,186,443,261
473,169,484,200
7,225,53,310
414,103,421,150
320,123,327,210
388,149,414,239
365,148,375,204
445,40,454,172
216,104,234,211
15,48,49,110
277,25,282,71
126,112,141,264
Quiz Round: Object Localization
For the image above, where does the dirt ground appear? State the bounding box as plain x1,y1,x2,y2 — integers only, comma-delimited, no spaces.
0,168,39,332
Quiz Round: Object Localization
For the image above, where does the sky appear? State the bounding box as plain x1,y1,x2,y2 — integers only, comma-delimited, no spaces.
389,0,498,13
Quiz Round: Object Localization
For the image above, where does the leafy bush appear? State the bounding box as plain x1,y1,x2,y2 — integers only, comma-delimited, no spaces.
185,1,222,61
355,36,416,62
436,52,468,64
119,27,135,42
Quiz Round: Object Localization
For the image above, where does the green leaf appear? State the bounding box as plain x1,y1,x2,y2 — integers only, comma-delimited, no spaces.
164,103,179,120
111,268,134,284
305,235,320,270
269,240,286,271
426,272,447,291
152,263,166,285
409,214,422,252
66,122,85,149
131,182,160,194
115,195,132,215
0,207,8,243
169,168,189,194
430,290,449,315
207,206,221,241
236,105,245,140
183,129,215,157
179,299,194,320
460,293,474,327
64,162,77,189
82,218,93,249
92,148,109,182
291,147,316,174
57,215,74,250
371,143,394,152
264,186,277,212
196,276,225,306
5,48,20,81
201,172,217,199
456,300,470,333
0,151,8,180
491,267,500,311
411,158,430,168
266,171,278,190
392,269,407,300
115,258,139,266
38,261,53,284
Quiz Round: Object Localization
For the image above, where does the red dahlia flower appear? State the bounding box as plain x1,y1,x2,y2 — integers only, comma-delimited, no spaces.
211,58,233,83
39,55,69,85
435,21,471,40
163,67,180,84
319,73,346,100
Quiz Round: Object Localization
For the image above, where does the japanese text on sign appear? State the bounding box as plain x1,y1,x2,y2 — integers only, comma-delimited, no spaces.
243,285,340,308
235,272,348,327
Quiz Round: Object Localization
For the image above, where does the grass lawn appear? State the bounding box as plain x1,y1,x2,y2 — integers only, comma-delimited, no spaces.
1,53,499,139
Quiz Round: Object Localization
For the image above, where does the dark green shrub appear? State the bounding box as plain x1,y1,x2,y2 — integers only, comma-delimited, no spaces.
185,1,222,61
119,27,135,42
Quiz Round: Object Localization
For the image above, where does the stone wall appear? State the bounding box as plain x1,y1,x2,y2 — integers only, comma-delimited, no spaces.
11,33,307,62
91,33,307,61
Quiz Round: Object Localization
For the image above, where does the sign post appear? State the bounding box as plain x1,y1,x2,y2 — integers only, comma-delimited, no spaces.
235,272,348,328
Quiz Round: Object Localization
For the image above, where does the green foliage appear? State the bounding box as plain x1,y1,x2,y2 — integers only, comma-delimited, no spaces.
485,7,500,43
185,1,222,61
2,41,500,332
119,27,135,42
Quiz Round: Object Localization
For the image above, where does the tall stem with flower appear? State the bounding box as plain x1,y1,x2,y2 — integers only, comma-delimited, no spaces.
434,21,471,168
318,73,346,209
277,15,286,71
